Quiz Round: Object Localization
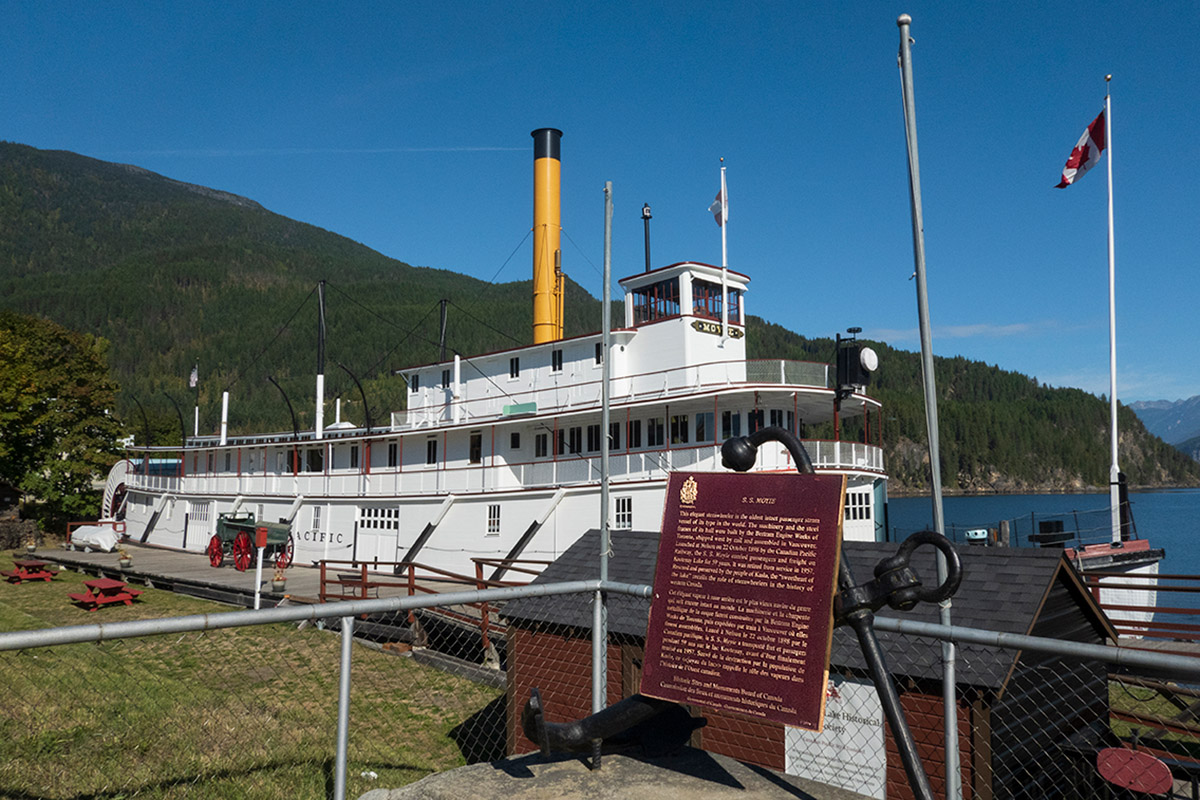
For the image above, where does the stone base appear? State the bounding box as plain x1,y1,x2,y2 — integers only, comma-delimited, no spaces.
358,747,873,800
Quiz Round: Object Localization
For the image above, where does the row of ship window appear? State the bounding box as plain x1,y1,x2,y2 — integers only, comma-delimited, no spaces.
185,489,861,542
358,497,636,535
411,343,603,393
186,409,798,474
422,409,798,465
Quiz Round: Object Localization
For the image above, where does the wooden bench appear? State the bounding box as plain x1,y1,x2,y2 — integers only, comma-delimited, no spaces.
333,573,379,599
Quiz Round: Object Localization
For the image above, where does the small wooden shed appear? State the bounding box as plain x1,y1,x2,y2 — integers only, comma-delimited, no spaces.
502,529,1117,800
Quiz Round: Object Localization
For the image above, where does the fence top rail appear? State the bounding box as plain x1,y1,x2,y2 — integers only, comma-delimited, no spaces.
873,616,1200,681
0,579,651,653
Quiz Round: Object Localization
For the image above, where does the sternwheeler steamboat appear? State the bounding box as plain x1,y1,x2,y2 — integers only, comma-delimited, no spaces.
103,128,888,575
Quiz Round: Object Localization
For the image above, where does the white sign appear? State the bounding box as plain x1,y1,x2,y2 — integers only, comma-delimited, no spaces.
785,676,886,799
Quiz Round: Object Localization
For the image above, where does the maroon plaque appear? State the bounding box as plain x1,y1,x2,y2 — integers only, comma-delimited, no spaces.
640,471,845,731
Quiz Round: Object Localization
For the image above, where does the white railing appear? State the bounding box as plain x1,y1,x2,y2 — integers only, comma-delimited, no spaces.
126,439,883,499
402,358,832,430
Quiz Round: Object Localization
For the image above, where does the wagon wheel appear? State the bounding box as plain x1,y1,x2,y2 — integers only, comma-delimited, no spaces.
232,531,253,572
275,533,295,569
207,534,224,568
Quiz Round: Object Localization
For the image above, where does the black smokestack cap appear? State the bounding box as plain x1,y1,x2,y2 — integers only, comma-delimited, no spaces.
531,128,563,160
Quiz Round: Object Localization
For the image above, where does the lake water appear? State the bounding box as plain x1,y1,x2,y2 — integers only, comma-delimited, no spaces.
887,488,1200,576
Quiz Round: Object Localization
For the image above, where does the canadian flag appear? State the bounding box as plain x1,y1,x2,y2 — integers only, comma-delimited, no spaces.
1056,109,1106,188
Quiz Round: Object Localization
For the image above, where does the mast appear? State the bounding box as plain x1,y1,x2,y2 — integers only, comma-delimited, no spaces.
641,203,652,273
439,298,448,363
315,279,327,440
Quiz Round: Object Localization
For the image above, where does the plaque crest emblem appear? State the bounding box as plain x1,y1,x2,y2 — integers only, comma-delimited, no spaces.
679,476,699,505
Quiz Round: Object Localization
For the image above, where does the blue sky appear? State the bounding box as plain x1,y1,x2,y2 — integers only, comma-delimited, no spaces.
4,2,1199,402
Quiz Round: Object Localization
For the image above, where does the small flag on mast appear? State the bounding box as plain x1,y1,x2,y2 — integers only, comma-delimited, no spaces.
708,190,726,226
189,364,198,388
1056,109,1106,188
708,162,728,227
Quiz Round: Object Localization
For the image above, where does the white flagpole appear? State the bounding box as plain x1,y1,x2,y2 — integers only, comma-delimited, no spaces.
719,162,729,342
719,162,728,268
1105,77,1120,544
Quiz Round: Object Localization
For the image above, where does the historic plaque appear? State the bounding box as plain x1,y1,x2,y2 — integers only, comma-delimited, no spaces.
640,471,845,731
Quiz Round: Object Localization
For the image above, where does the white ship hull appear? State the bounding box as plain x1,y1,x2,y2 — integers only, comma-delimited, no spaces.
115,428,887,578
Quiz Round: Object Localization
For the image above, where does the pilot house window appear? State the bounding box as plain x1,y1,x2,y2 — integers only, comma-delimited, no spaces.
691,278,743,325
632,277,680,324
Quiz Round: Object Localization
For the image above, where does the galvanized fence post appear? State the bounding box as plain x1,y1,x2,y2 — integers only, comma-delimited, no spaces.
334,615,354,800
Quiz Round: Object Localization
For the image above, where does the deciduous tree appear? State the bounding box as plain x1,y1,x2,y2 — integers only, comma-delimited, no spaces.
0,311,121,522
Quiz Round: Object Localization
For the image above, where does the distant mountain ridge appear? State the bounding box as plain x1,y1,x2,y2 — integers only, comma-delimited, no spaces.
115,162,264,209
1177,434,1200,463
1130,396,1200,445
3,140,1199,493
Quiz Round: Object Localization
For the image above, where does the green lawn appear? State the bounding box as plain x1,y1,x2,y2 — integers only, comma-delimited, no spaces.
1110,679,1200,761
0,565,504,799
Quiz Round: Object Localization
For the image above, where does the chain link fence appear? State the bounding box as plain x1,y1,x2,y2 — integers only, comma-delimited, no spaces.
0,569,628,800
5,567,1200,799
782,621,1200,800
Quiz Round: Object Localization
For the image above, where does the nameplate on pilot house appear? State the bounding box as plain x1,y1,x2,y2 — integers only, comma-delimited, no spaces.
640,471,845,731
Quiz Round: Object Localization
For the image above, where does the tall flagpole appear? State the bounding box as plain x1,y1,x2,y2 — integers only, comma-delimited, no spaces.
898,15,958,800
718,160,730,342
1105,76,1120,543
719,161,728,268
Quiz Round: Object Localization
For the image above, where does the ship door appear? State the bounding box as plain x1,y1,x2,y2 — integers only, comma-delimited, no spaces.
355,505,400,567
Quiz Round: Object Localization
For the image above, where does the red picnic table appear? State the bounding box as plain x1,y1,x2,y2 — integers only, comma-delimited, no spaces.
68,577,143,611
3,559,59,583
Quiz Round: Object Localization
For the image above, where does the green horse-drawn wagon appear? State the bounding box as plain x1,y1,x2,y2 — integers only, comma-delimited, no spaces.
208,513,295,571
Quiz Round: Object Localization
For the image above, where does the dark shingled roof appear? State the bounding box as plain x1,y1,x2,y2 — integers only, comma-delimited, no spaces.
501,529,662,637
502,529,1104,689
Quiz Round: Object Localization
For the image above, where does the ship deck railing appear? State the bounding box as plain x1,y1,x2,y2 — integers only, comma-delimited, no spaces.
124,437,885,498
397,357,840,429
895,501,1149,552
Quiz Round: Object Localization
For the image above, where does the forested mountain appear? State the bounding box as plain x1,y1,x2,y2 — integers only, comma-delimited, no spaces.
1177,434,1200,464
0,141,603,440
750,321,1200,493
3,140,1198,493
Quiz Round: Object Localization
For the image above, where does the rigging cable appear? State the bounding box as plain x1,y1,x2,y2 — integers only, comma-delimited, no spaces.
452,230,533,339
562,227,622,300
446,300,522,346
322,283,452,377
220,283,317,395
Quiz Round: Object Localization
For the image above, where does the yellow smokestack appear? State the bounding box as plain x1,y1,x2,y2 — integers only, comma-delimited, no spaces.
531,128,563,344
